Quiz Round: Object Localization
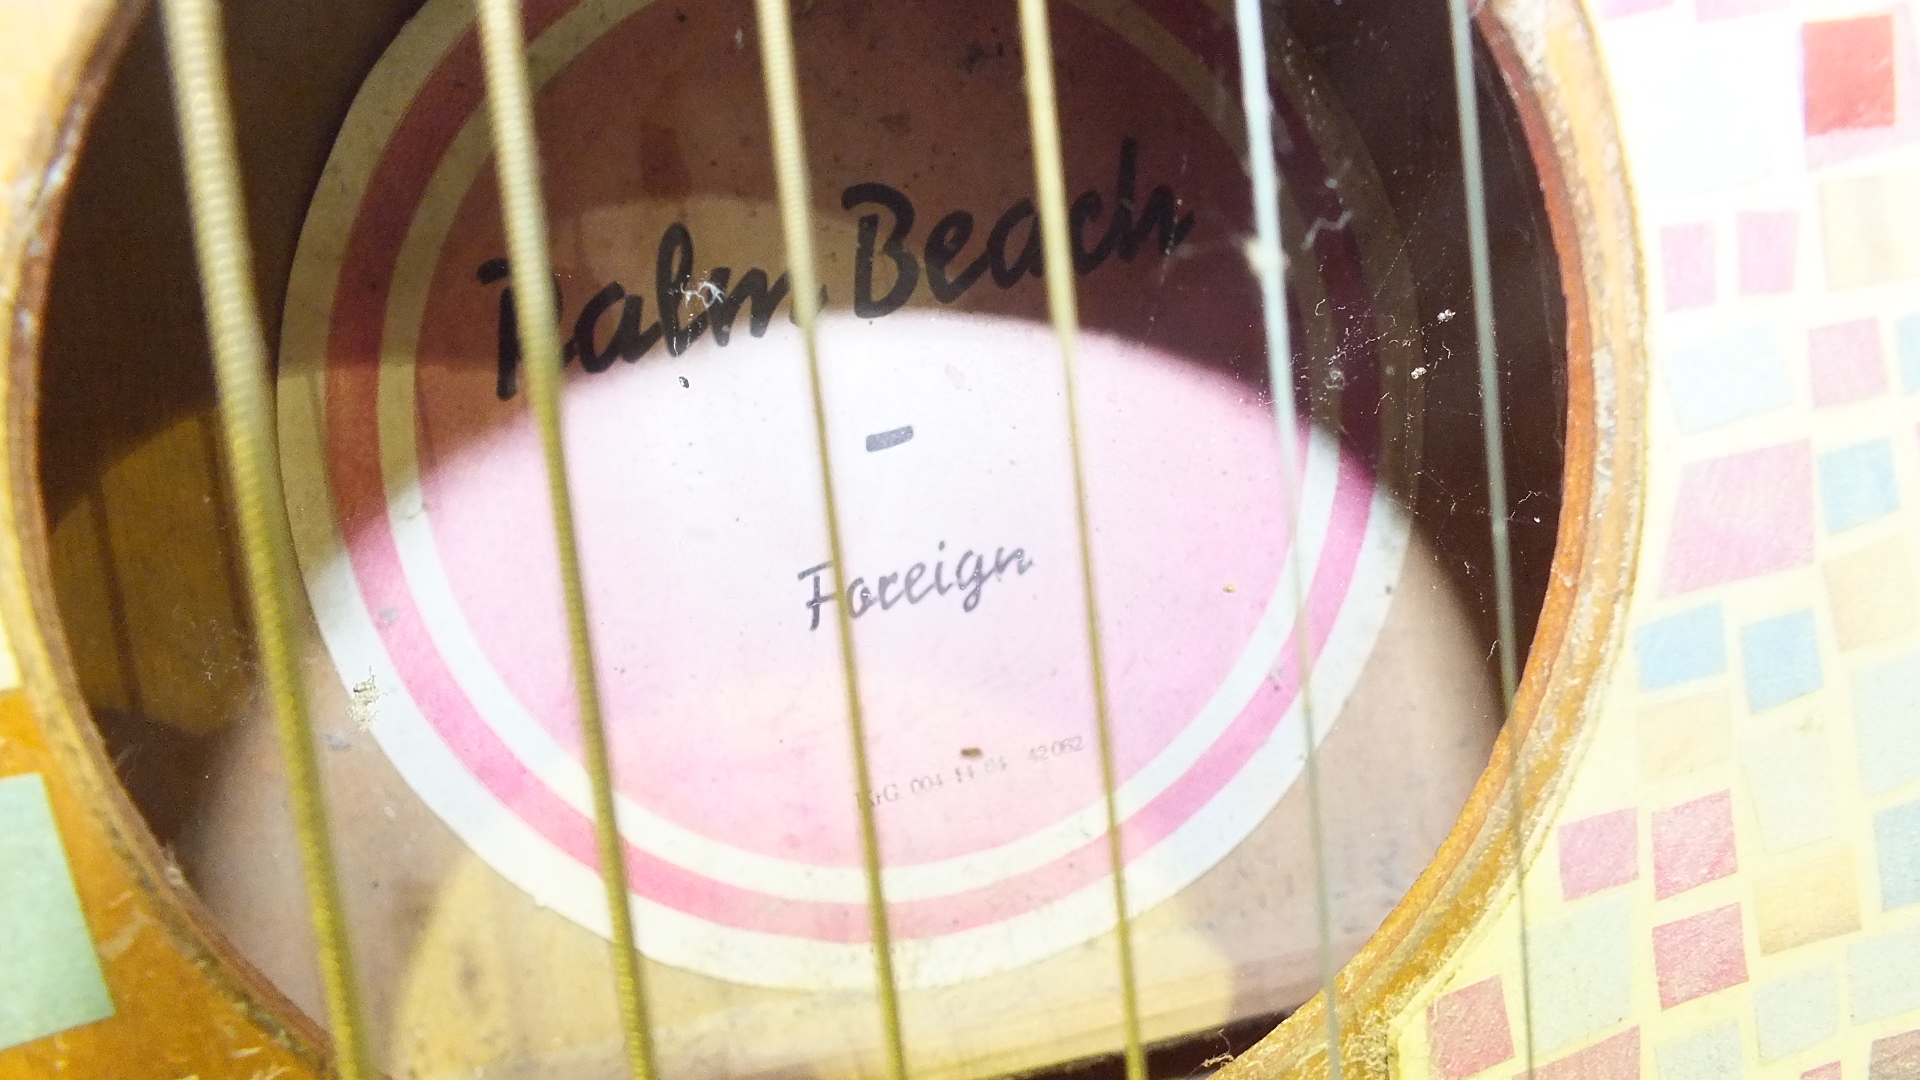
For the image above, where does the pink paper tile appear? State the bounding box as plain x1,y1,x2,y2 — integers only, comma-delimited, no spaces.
1661,442,1815,595
1560,809,1639,900
1534,1028,1642,1080
1429,976,1516,1079
1805,1063,1842,1080
1653,791,1738,898
1806,16,1898,135
1653,904,1750,1007
1698,0,1786,18
1602,0,1673,18
1808,9,1920,167
1738,211,1797,294
1664,224,1717,310
1810,320,1888,407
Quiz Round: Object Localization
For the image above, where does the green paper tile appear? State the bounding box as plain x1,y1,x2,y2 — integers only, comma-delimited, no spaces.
0,773,113,1050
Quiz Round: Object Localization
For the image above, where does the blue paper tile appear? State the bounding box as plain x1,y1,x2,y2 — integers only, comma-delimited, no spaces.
1741,610,1824,712
1849,923,1920,1021
1525,893,1633,1053
1753,967,1838,1060
1657,1021,1743,1080
1665,326,1795,433
1855,650,1920,795
1637,605,1729,691
1876,801,1920,910
1896,312,1920,392
1817,439,1899,532
0,773,113,1050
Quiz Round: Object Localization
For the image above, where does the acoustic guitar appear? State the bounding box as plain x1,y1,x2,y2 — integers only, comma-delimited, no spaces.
0,1,1907,1080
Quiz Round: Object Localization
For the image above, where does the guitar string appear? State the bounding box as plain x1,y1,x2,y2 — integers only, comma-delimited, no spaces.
157,1,375,1077
1442,1,1537,1075
1227,4,1344,1080
1010,3,1148,1079
168,4,1530,1079
749,1,912,1077
471,2,662,1078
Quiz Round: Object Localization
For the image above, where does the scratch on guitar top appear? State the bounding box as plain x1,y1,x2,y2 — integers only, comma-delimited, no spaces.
97,907,154,961
682,278,724,313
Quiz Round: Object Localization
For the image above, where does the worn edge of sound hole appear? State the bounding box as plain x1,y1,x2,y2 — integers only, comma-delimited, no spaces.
0,0,336,1075
1220,0,1647,1077
0,3,1643,1080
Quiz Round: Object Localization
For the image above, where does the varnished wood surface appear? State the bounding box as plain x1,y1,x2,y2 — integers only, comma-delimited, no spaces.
0,4,332,1078
1223,0,1645,1076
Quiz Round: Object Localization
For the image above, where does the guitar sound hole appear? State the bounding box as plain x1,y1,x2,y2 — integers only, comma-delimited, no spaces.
34,0,1565,1076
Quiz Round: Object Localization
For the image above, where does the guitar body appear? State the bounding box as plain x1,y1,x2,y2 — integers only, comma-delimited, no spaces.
0,1,1910,1079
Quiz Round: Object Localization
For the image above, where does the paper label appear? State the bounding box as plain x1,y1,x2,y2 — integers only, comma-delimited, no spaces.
277,0,1419,987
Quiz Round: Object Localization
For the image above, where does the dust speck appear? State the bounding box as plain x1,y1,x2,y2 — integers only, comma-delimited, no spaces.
349,672,381,731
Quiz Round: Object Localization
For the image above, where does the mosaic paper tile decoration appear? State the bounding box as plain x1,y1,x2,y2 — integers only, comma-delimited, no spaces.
1739,211,1799,294
1664,224,1718,310
1428,978,1516,1079
1532,1028,1641,1080
1524,895,1636,1053
1897,314,1920,389
1878,801,1920,909
1742,720,1835,852
1655,1021,1742,1080
1664,328,1794,433
1804,15,1897,134
1742,609,1826,710
1818,440,1900,532
1653,906,1750,1008
1810,320,1891,407
1389,0,1920,1075
0,773,113,1050
1651,792,1739,897
1662,443,1815,594
1870,1028,1920,1080
1559,808,1640,899
1637,605,1729,689
1754,966,1840,1061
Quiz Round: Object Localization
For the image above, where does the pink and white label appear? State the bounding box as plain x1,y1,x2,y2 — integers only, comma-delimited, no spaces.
277,0,1419,987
